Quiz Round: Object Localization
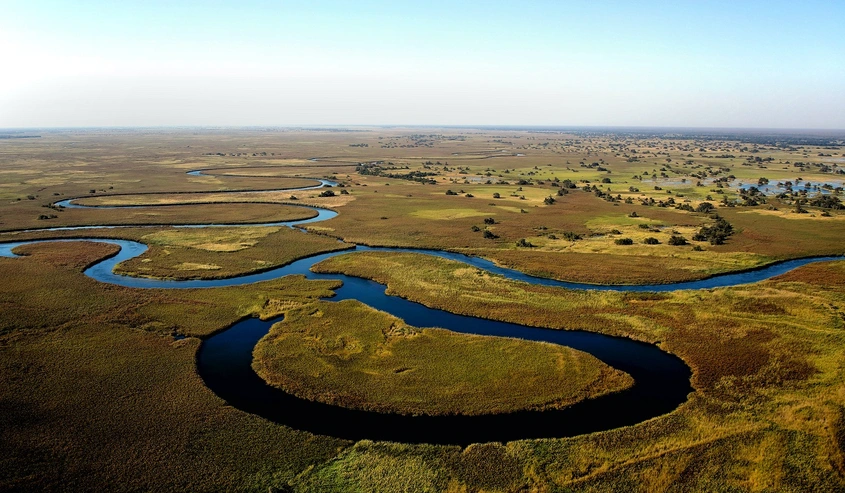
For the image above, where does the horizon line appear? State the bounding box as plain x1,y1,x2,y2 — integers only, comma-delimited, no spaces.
2,124,845,134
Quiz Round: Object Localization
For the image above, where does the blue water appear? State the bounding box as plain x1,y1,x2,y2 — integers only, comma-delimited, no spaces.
1,170,840,444
738,180,844,195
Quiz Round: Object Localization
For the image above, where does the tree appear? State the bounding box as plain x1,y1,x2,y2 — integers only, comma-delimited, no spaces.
695,202,714,213
668,235,688,246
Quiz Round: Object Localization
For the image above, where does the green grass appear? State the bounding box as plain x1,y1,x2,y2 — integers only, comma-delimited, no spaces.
113,226,352,280
308,249,845,491
253,300,632,416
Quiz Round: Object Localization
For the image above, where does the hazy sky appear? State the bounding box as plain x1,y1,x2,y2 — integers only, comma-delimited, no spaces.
1,0,843,129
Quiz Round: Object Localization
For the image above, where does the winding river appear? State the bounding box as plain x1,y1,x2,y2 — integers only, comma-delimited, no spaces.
1,171,841,445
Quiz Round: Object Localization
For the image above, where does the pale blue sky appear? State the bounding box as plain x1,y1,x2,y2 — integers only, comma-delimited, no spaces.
1,0,843,128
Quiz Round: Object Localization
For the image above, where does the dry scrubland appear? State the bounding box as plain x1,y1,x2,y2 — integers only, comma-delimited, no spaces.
1,127,845,491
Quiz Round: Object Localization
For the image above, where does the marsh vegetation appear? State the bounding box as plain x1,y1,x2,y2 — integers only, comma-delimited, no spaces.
1,127,844,491
253,300,632,416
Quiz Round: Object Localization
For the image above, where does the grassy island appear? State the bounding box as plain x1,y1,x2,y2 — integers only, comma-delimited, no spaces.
253,300,633,416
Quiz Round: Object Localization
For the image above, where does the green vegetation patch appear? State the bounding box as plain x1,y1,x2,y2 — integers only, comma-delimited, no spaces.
114,226,352,280
253,300,632,416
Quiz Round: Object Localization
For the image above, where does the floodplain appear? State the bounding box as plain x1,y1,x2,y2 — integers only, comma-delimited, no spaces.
1,127,845,491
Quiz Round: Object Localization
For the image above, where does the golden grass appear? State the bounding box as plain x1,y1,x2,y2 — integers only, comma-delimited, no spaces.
2,128,845,490
307,250,845,491
0,241,347,491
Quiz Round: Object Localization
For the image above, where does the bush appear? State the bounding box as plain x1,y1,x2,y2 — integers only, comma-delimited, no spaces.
319,190,336,197
614,238,633,245
515,238,534,247
493,192,501,198
484,217,495,225
695,202,714,213
693,216,734,244
483,230,498,239
643,237,659,245
668,235,688,246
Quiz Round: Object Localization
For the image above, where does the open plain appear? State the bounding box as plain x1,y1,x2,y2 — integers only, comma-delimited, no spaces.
2,127,845,491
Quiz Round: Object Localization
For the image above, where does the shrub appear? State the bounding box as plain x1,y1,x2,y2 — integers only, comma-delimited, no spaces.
484,217,496,225
614,238,633,245
483,230,498,239
668,235,688,246
693,216,734,244
695,202,714,213
643,237,659,245
515,238,534,247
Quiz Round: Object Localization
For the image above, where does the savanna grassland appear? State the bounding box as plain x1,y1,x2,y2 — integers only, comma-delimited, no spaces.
1,127,845,492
